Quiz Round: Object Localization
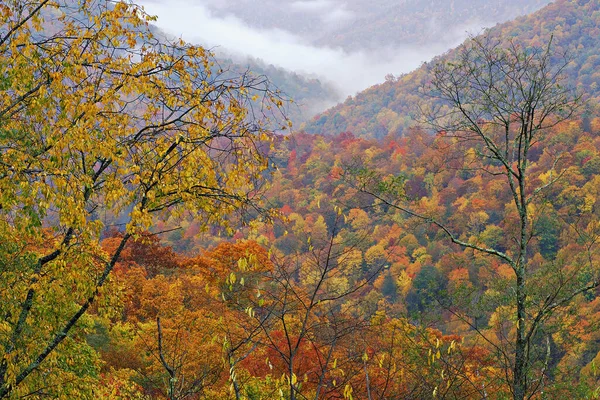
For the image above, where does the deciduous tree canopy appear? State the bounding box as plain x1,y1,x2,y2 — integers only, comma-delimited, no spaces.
0,0,285,397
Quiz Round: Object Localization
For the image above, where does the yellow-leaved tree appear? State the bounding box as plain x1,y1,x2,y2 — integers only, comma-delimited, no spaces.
0,0,287,397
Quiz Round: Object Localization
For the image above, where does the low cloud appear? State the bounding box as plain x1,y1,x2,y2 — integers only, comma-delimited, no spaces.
138,1,468,98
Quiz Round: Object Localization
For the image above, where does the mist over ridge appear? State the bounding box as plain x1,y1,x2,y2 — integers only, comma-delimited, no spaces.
138,0,552,111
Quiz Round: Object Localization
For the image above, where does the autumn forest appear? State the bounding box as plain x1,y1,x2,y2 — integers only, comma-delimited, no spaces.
2,0,600,399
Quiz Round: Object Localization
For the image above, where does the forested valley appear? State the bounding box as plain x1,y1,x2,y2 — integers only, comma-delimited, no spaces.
1,0,600,399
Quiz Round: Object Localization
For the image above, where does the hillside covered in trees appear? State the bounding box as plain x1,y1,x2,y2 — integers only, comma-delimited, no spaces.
304,0,600,139
1,0,600,399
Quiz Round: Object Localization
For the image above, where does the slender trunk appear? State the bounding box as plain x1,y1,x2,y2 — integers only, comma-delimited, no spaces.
314,337,337,400
513,261,527,400
289,354,296,400
364,356,372,400
157,317,176,400
233,379,241,400
229,352,241,400
514,167,529,400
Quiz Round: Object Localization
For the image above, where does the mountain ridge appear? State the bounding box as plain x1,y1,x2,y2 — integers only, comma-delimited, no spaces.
303,0,600,139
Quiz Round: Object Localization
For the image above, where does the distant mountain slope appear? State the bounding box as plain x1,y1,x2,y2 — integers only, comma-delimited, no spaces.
140,0,555,125
214,54,341,127
303,0,600,138
202,0,551,52
313,0,552,51
145,29,340,128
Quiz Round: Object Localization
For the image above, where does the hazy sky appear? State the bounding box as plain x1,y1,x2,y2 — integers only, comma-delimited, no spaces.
137,0,486,96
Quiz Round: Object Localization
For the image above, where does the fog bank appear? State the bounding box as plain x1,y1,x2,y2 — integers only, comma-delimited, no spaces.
138,0,485,97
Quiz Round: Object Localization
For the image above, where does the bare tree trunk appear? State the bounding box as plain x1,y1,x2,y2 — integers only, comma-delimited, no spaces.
157,317,177,400
233,379,241,400
289,354,296,400
514,265,527,400
364,354,372,400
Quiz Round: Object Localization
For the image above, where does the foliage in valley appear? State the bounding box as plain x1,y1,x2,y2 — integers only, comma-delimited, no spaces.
93,108,600,398
1,0,600,399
